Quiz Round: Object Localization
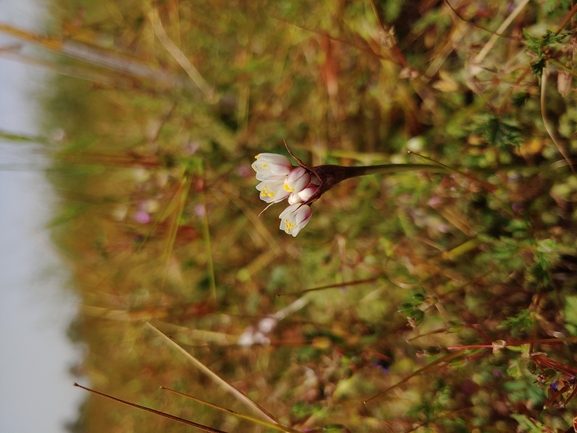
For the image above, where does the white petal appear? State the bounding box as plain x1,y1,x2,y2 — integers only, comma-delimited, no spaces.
283,167,311,193
252,153,292,178
255,153,291,165
297,185,318,203
278,204,312,236
288,192,302,205
257,178,290,203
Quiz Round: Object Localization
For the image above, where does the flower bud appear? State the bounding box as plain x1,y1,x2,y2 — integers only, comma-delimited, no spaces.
283,167,310,194
288,184,319,205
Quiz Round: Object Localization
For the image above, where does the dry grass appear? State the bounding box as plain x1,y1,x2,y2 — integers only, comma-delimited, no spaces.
4,0,577,431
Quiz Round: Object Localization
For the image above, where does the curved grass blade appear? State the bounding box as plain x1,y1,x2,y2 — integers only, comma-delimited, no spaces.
148,8,215,101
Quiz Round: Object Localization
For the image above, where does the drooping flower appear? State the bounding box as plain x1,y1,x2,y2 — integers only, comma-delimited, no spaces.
256,176,291,203
253,143,451,237
252,153,296,203
251,153,293,181
279,203,312,237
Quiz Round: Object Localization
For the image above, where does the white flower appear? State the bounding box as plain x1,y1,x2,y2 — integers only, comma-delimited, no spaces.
258,317,277,333
288,184,319,205
238,326,270,347
279,203,312,237
256,177,291,203
251,153,293,181
283,166,310,194
252,153,315,234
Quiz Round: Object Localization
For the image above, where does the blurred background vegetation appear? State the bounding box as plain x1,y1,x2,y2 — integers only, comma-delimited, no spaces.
8,0,577,431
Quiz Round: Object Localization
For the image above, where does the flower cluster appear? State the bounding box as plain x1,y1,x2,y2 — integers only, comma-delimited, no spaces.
252,147,453,237
252,153,318,236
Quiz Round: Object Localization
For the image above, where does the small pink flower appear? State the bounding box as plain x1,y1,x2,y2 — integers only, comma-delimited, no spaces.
279,204,312,237
194,204,206,218
237,164,252,178
133,210,152,224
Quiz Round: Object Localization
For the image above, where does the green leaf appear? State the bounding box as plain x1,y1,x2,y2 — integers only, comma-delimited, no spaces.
398,302,415,315
523,30,569,54
500,310,534,337
507,360,523,379
290,401,323,418
511,414,550,433
472,114,523,149
409,309,425,326
412,293,426,303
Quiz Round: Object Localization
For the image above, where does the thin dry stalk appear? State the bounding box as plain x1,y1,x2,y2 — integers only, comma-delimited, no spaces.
145,322,282,425
148,9,215,101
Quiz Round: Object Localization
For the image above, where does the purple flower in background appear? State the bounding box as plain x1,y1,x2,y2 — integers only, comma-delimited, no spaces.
133,210,152,224
194,204,206,218
237,164,252,178
372,360,390,374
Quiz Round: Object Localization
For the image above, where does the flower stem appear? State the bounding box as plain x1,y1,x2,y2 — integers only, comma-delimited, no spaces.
340,163,498,192
340,163,450,179
305,159,572,205
309,163,454,202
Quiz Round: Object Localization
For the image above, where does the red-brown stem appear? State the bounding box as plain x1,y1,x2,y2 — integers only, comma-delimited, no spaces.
532,355,577,376
307,163,449,204
73,383,226,433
